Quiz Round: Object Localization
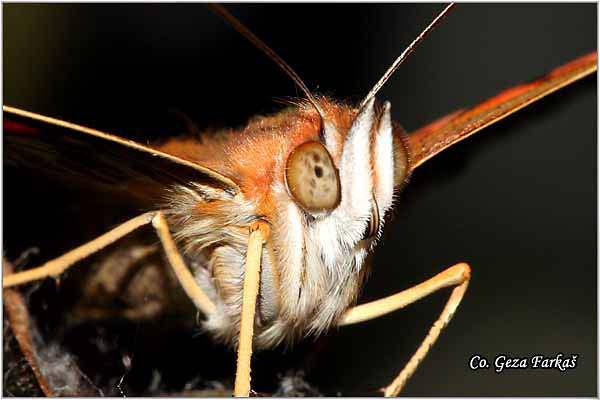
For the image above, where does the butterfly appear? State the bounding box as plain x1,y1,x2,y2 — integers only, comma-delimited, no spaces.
2,3,596,396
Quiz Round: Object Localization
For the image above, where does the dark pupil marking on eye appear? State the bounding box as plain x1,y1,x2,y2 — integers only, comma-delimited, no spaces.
314,166,323,178
312,153,321,162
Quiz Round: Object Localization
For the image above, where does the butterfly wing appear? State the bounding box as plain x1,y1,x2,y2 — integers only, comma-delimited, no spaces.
4,106,240,206
406,52,597,170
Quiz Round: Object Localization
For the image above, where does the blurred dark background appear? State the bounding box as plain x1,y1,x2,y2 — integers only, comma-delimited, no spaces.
4,4,597,396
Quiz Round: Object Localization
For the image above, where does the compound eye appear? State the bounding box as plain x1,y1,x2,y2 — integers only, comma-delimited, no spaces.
285,141,340,214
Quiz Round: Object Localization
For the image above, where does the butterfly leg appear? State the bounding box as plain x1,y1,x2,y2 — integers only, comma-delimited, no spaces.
151,212,215,316
234,220,270,397
3,212,156,288
338,262,471,397
3,211,217,318
4,210,269,395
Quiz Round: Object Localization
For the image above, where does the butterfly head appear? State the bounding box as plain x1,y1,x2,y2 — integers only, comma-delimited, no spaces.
260,97,410,334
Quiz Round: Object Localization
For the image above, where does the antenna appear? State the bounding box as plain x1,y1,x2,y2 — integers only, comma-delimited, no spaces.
209,4,326,118
359,3,455,109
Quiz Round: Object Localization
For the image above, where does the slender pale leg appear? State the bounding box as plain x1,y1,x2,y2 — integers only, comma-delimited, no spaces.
3,212,155,288
3,211,273,395
152,213,215,315
234,220,270,397
2,211,215,316
338,262,471,397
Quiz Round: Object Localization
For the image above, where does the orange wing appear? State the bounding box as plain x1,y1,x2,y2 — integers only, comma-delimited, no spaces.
406,51,597,171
